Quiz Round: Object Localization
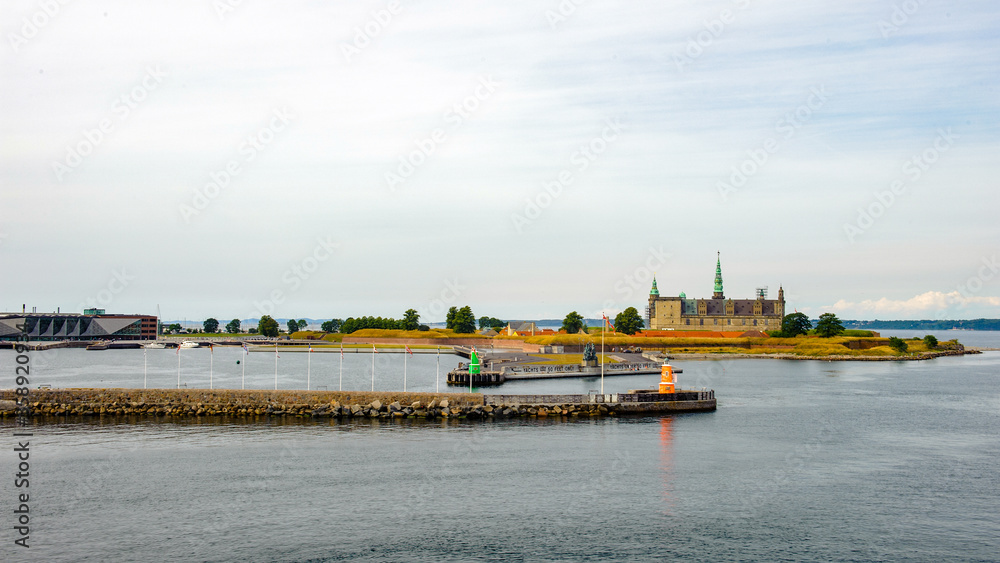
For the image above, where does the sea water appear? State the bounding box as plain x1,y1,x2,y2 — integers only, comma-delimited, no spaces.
1,348,998,561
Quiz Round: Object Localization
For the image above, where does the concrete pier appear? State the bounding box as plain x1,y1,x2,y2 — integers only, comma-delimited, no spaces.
0,387,715,420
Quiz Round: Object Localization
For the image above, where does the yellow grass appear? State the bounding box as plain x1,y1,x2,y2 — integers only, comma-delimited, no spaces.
528,354,619,365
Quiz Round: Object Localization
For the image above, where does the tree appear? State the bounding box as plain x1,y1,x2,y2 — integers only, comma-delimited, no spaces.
561,311,585,334
401,309,420,331
923,334,938,349
453,306,477,334
478,316,506,330
814,313,845,337
297,319,308,331
320,319,342,333
258,315,279,338
225,318,241,334
248,327,258,334
445,307,458,330
888,336,908,353
614,307,644,335
167,323,182,334
286,319,299,334
781,312,812,337
202,318,219,333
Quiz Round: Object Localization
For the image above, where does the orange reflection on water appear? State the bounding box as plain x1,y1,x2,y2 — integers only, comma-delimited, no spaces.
659,415,674,515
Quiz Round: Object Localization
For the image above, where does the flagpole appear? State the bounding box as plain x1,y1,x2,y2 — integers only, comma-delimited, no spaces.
176,346,180,389
436,346,440,393
274,340,278,391
210,345,214,390
307,345,312,391
242,344,246,390
339,343,343,391
143,346,147,389
371,344,375,391
601,316,606,395
403,348,407,392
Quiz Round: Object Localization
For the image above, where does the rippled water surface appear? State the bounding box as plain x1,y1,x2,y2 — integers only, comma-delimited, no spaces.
2,351,998,562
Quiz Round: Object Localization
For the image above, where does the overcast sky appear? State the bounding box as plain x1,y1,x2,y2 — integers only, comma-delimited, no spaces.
1,0,998,323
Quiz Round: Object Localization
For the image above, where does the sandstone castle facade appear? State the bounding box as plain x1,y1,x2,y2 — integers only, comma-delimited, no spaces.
646,254,785,332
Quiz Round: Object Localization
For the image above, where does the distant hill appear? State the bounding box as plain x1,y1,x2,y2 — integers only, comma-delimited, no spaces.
843,319,1000,331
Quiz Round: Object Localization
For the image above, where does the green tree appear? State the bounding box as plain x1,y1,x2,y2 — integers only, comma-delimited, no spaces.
814,313,845,337
167,323,182,334
478,316,505,330
445,307,458,330
321,319,342,333
248,327,258,334
614,307,644,335
781,312,812,337
287,319,299,334
888,336,908,353
561,311,585,334
297,319,308,331
923,334,938,349
225,318,241,334
258,315,279,338
202,318,219,333
453,306,477,334
401,309,420,331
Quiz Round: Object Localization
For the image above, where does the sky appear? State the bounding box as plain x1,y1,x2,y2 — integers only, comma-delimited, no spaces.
1,0,998,324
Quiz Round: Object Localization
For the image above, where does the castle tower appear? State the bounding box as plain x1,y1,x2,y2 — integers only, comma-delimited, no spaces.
647,276,660,329
712,252,724,300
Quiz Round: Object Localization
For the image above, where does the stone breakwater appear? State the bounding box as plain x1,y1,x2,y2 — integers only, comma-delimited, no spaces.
0,389,682,420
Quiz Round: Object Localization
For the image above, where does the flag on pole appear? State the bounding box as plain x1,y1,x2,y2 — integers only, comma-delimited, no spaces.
242,342,249,354
405,345,412,355
340,344,343,358
603,313,615,331
309,345,313,353
372,344,378,354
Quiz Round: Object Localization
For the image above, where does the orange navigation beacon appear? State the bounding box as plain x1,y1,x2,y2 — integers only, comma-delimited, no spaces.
659,363,676,394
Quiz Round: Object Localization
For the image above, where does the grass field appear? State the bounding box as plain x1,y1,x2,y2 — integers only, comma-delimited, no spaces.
528,353,619,365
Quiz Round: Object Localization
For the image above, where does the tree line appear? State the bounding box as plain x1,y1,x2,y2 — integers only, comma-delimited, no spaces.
185,305,498,337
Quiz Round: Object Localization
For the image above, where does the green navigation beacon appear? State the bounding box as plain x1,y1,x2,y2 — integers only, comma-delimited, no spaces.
469,349,481,375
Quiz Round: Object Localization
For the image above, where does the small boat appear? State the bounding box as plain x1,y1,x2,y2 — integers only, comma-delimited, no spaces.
86,341,109,350
144,341,166,349
179,340,201,349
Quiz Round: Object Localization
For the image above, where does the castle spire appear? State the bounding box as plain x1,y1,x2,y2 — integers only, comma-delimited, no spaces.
650,274,660,297
713,251,724,299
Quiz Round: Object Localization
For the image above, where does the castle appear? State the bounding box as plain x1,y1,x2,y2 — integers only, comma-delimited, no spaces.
646,254,785,332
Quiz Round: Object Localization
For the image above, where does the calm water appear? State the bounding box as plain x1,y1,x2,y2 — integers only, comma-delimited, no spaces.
1,349,999,562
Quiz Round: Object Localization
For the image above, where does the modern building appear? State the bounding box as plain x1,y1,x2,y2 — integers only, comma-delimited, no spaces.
646,254,785,332
0,312,158,341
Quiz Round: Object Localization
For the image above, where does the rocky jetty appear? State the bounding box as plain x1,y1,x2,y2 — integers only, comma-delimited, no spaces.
0,389,628,420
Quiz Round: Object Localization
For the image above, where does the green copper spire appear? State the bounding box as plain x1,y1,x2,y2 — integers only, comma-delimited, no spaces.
713,252,724,299
650,275,660,296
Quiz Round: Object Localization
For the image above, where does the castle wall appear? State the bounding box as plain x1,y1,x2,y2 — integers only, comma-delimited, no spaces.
648,296,783,331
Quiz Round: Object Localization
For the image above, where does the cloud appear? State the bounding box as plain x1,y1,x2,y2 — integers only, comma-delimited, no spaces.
821,291,1000,317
